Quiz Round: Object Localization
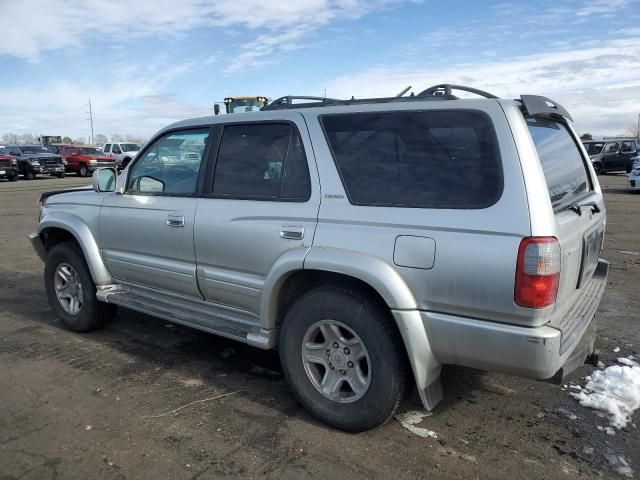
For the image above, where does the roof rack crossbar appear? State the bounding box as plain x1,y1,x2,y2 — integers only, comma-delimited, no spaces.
262,96,341,110
417,84,499,99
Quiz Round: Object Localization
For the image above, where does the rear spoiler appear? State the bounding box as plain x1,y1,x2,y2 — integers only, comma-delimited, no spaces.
520,95,573,122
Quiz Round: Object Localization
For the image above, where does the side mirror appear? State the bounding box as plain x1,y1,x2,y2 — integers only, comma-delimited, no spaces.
93,168,117,192
214,104,221,115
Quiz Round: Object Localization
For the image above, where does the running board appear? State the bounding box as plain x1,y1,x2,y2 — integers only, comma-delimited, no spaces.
96,284,277,349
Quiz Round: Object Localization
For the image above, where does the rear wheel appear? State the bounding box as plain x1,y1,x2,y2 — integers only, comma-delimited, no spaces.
24,170,35,180
279,286,406,432
44,242,116,332
8,173,18,182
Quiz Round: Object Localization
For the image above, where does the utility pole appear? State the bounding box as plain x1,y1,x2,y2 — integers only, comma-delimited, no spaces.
87,99,94,145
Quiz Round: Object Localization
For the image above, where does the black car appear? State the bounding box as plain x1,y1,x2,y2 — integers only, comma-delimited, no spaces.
4,145,66,179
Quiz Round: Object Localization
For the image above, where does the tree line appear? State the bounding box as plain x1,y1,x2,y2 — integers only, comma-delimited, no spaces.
1,132,147,146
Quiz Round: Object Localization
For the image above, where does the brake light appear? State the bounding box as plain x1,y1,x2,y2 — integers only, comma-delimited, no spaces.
515,237,560,309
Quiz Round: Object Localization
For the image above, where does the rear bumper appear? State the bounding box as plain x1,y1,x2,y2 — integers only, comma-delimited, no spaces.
418,259,608,380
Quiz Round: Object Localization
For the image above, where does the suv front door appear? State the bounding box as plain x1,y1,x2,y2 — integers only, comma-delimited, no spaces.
99,128,211,297
602,142,620,171
194,115,319,319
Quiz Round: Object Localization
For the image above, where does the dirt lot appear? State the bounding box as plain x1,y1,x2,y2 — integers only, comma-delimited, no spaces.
0,174,638,480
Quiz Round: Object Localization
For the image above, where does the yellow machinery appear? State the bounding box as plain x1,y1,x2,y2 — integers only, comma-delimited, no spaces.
220,96,269,114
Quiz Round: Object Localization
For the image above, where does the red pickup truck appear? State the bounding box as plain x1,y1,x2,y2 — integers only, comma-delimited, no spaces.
61,146,116,176
0,154,19,181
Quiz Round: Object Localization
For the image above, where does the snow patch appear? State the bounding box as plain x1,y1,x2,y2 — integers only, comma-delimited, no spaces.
570,358,640,429
395,411,438,439
613,346,620,353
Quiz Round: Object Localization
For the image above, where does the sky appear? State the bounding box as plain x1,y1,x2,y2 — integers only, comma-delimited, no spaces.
1,0,639,141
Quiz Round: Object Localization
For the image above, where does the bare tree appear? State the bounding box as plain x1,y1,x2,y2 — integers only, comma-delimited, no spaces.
625,120,640,139
2,133,19,144
73,137,86,145
62,136,73,144
110,134,124,142
95,133,108,145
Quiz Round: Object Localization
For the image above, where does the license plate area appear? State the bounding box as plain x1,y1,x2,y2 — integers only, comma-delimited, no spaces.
577,226,603,289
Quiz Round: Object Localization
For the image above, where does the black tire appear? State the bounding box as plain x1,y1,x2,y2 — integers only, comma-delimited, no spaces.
57,172,66,178
279,286,407,432
8,173,19,182
44,242,116,332
593,163,602,175
24,170,35,180
79,165,88,177
122,158,131,169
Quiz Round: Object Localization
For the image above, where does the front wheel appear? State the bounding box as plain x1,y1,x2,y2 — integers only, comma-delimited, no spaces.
78,165,88,177
44,243,116,332
279,286,407,432
56,171,66,178
593,163,602,175
8,173,19,182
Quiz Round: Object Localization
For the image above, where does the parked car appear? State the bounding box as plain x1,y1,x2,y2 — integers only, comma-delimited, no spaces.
30,85,607,432
629,157,640,190
5,145,65,179
61,146,116,177
102,142,141,170
583,138,637,174
0,153,19,181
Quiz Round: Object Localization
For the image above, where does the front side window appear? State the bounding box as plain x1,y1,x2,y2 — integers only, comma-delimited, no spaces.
527,118,590,210
583,142,604,155
112,144,122,154
211,123,311,201
103,144,111,153
126,129,209,195
604,142,619,154
79,147,101,155
621,141,636,153
321,110,502,208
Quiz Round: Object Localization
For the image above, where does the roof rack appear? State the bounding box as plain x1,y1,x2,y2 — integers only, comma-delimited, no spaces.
261,84,499,111
417,84,499,99
262,96,341,111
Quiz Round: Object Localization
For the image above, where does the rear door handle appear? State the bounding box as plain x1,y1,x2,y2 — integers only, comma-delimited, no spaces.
166,214,185,227
280,225,304,240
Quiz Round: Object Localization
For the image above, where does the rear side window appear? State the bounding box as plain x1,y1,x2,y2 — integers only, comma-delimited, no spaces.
211,123,311,201
321,110,502,208
527,118,590,209
621,141,636,153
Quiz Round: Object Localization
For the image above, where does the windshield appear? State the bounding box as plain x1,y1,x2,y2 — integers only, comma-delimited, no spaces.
527,118,590,210
20,146,50,154
78,147,102,155
583,142,604,155
227,99,263,113
121,143,141,152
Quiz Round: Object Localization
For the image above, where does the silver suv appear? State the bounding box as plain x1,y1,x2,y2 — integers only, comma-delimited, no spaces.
30,85,608,432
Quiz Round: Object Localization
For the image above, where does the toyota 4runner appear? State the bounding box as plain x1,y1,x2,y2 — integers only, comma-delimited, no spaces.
30,85,608,432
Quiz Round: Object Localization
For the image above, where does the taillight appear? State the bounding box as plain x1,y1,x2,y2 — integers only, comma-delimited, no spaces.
515,237,560,309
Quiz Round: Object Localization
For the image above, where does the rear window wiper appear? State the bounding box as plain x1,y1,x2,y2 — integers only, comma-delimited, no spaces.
568,201,601,216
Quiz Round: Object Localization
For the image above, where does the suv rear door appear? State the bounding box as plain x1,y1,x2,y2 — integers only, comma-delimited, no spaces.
194,113,319,319
525,117,605,341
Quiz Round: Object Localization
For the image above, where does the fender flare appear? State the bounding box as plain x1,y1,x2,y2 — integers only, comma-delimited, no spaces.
38,211,112,285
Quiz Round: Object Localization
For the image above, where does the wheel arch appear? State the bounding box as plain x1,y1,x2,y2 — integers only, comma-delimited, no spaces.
37,213,112,285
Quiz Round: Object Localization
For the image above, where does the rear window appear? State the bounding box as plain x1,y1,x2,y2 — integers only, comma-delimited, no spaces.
321,110,503,208
527,118,590,209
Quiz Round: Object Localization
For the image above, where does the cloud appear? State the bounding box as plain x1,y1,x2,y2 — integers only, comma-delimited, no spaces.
576,0,632,17
1,0,416,62
323,37,640,136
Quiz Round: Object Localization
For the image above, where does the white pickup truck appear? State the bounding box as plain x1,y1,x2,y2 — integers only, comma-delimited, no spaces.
102,142,142,170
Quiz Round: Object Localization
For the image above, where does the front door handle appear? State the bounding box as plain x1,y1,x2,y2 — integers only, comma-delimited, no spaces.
280,225,304,240
166,214,185,227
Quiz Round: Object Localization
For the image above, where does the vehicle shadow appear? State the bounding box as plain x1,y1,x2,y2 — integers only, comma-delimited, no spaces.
0,270,519,428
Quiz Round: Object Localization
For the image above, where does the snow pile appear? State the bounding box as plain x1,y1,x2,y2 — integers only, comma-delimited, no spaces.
570,356,640,429
395,411,438,439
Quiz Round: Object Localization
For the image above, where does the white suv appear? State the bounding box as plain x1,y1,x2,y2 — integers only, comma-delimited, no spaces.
102,142,142,170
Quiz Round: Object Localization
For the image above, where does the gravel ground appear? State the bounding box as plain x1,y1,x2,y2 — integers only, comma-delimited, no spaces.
0,174,638,480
